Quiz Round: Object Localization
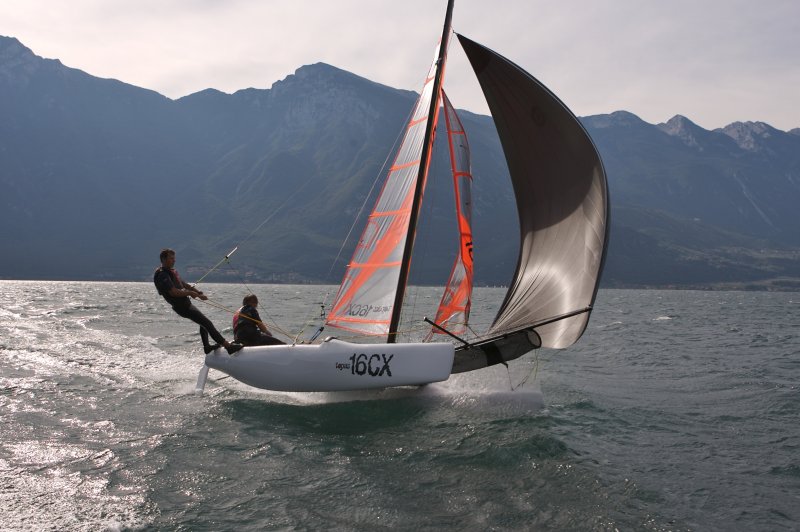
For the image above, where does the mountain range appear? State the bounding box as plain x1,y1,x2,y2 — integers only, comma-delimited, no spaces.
2,35,799,290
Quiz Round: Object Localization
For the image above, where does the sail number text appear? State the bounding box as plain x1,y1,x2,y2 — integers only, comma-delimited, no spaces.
337,353,394,377
346,303,391,317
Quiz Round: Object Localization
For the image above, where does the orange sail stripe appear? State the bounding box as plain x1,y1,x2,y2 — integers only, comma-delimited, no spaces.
328,209,411,323
370,207,410,218
329,152,422,322
389,159,421,172
348,260,402,268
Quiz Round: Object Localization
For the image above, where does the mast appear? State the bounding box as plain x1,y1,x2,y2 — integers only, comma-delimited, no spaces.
387,0,455,343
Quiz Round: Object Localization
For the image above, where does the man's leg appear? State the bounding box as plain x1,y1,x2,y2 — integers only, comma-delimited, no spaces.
255,333,285,346
199,327,211,348
174,304,227,345
239,329,285,346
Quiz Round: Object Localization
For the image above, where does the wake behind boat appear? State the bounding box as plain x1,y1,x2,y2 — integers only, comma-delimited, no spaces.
196,0,608,395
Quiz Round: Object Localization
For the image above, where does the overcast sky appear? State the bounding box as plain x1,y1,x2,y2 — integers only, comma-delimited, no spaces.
2,0,799,131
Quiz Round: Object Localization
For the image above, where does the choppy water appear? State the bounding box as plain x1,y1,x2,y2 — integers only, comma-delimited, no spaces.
1,281,798,531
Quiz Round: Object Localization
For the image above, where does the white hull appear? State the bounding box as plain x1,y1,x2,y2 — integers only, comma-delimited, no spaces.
201,338,455,392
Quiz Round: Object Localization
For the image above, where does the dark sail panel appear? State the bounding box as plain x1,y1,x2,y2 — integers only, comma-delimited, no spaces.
457,34,609,349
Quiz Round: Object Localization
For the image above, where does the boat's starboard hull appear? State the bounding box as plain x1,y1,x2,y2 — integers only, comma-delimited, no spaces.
204,338,455,392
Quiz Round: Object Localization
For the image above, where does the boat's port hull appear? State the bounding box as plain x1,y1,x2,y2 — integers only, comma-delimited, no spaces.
204,338,455,392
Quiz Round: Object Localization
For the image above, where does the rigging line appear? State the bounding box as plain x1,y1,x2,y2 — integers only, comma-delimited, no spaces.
319,99,418,308
212,234,308,343
194,247,238,286
223,257,255,297
197,297,293,340
509,352,540,392
238,174,317,249
193,174,317,286
197,253,295,340
292,300,328,345
466,323,482,342
220,259,293,339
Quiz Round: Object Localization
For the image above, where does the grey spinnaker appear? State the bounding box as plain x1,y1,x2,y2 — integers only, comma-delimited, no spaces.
452,34,608,372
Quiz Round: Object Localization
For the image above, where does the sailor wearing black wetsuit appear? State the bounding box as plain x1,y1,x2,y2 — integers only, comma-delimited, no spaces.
154,248,241,355
233,295,285,346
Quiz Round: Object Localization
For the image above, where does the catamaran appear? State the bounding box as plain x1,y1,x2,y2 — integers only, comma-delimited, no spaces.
196,0,609,394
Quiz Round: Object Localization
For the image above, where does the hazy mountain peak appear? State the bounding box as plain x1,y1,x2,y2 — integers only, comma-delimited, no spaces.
294,62,350,78
720,121,779,152
191,87,227,97
0,35,32,57
272,62,357,87
659,114,702,133
788,128,800,136
658,114,707,149
178,87,228,102
581,110,646,129
0,35,43,82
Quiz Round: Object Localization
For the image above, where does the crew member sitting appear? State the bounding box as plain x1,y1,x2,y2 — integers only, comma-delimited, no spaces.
233,294,286,346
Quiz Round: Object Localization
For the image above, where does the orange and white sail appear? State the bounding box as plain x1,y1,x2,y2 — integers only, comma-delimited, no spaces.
427,91,474,338
326,42,447,336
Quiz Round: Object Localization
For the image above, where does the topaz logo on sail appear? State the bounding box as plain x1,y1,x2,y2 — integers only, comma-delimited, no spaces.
345,353,393,377
346,303,391,317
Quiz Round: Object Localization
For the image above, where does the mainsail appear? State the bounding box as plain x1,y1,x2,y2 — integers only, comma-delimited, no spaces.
427,91,474,337
326,7,452,336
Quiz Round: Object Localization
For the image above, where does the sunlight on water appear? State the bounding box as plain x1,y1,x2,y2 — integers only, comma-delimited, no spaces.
2,281,799,531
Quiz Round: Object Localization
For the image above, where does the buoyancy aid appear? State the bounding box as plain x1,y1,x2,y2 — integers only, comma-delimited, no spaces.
154,267,189,308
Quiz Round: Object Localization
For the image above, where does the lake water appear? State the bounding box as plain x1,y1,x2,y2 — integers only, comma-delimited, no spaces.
1,281,798,530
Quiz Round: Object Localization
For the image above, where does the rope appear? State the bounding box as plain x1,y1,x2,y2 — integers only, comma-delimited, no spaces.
506,350,540,391
291,301,327,345
197,297,294,341
220,258,289,338
194,247,238,286
207,256,309,344
192,174,317,286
